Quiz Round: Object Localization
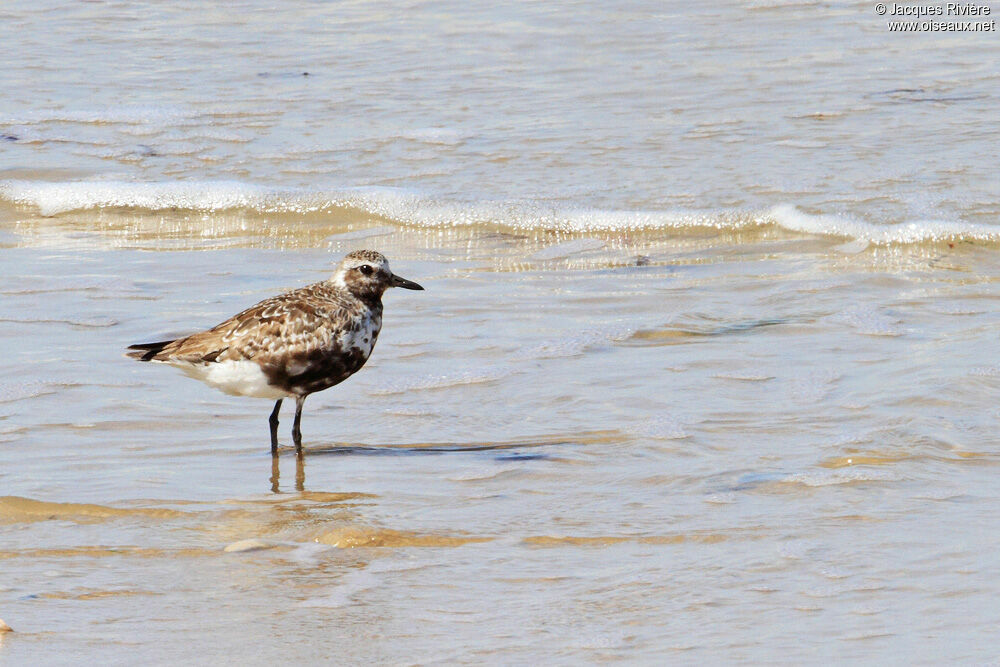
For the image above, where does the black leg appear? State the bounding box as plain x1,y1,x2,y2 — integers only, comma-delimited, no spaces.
269,399,283,454
292,395,305,451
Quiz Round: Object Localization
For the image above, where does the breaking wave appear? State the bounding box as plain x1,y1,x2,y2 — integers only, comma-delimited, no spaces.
2,179,999,244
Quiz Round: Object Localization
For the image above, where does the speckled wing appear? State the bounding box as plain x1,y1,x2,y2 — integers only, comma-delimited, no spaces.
156,282,377,395
158,283,350,361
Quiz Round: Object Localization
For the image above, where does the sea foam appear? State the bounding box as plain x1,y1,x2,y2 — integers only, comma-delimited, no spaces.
768,204,1000,244
2,179,999,244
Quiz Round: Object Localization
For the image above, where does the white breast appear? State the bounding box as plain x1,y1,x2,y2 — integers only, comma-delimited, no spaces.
336,312,381,358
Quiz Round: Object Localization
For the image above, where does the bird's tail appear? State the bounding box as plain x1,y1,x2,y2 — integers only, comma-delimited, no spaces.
126,339,176,361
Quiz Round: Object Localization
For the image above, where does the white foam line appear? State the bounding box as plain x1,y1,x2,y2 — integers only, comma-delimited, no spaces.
769,203,1000,244
3,179,1000,243
0,180,322,217
0,179,742,231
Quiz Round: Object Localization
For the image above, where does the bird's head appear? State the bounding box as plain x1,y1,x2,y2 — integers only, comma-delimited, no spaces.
332,250,424,299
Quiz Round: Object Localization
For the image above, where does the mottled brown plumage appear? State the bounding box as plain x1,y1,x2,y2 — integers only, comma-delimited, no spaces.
137,281,381,395
127,250,424,451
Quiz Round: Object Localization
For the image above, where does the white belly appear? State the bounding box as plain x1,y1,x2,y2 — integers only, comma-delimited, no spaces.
169,359,291,399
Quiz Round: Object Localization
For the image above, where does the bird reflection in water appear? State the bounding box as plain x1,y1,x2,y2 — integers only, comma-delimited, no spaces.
270,450,305,493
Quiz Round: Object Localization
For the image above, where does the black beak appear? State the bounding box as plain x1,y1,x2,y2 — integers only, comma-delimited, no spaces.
390,273,424,290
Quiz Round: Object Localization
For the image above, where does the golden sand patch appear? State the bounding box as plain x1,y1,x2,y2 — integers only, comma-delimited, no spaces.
0,546,213,560
952,450,990,459
37,588,157,600
222,491,377,507
0,496,186,524
820,454,911,468
314,526,492,548
626,328,698,345
822,450,993,468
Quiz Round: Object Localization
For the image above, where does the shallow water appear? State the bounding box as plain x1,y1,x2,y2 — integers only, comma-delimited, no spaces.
3,1,1000,664
4,225,1000,663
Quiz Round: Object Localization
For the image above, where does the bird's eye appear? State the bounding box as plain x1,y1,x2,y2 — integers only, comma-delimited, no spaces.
359,265,374,276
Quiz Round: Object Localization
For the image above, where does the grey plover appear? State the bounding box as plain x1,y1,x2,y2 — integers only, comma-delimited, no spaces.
126,250,423,452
